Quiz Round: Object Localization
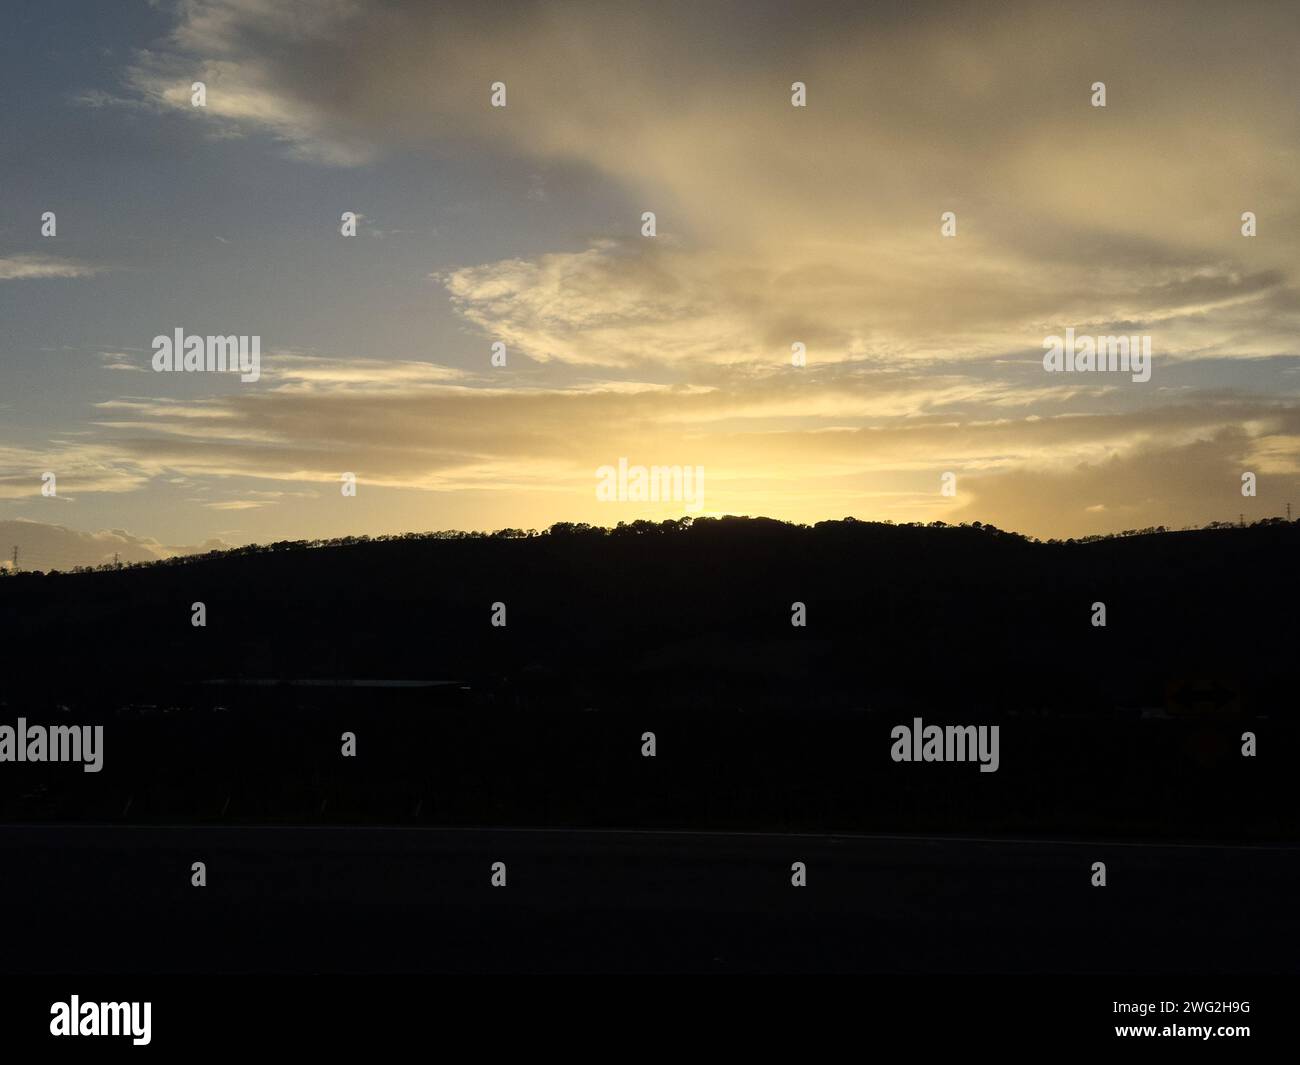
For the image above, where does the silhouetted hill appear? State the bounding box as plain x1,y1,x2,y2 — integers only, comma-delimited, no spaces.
0,516,1295,715
2,517,1295,841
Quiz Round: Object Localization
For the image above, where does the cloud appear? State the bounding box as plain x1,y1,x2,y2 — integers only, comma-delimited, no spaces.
439,241,793,368
124,0,378,165
0,519,228,572
0,444,150,500
118,2,1300,376
439,240,1300,370
261,353,473,391
0,256,101,281
51,348,1299,536
949,429,1269,537
38,0,1300,538
4,338,1297,536
98,351,147,372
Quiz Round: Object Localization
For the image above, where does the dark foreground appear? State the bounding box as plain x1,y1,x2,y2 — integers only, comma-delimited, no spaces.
3,823,1296,974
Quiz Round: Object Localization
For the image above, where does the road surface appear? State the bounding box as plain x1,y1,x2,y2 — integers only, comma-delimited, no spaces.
2,824,1295,973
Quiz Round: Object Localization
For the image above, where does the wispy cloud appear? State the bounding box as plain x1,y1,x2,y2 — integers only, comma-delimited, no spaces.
0,256,102,281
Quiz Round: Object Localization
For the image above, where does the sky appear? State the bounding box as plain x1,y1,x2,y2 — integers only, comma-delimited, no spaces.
2,0,1298,570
